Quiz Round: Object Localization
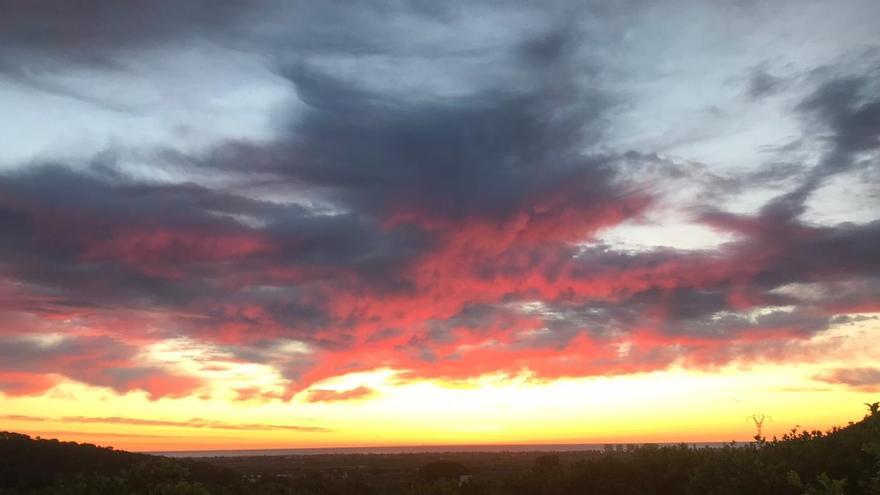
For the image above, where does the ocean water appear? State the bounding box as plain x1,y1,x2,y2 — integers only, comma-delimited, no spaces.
151,442,732,458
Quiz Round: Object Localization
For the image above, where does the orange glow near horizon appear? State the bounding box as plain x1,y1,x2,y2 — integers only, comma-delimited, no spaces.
2,315,877,452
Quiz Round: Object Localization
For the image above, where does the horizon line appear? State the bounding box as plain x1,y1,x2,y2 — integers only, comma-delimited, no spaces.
143,439,754,456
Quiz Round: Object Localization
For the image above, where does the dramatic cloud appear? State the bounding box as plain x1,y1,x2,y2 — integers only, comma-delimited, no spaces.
0,0,877,403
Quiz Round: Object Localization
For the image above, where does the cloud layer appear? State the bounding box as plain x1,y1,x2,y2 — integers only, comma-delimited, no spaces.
0,0,878,401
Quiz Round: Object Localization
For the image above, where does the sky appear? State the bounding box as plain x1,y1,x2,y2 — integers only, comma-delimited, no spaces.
0,0,879,452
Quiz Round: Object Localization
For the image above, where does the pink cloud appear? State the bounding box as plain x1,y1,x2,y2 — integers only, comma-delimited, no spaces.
306,386,375,403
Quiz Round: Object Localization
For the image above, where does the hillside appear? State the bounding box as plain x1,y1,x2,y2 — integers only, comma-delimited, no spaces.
0,432,235,494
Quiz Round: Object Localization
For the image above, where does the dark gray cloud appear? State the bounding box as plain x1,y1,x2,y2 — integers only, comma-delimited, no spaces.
746,63,786,100
799,72,880,170
754,65,880,221
0,0,247,63
186,19,622,224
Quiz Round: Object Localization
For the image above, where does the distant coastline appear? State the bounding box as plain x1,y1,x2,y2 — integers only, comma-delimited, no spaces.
149,442,733,458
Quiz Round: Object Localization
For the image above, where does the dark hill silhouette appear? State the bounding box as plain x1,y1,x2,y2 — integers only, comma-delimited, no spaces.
0,432,235,494
0,431,148,489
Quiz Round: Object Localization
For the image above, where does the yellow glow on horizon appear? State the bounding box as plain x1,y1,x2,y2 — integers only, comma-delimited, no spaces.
1,315,877,452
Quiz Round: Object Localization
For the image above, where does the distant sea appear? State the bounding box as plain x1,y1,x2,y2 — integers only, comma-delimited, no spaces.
151,442,732,458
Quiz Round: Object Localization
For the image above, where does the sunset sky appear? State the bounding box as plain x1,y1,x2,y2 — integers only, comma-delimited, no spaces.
0,1,879,452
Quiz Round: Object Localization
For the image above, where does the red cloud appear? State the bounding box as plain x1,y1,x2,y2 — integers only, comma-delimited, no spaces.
83,229,274,263
0,166,876,403
0,372,59,397
306,386,375,403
